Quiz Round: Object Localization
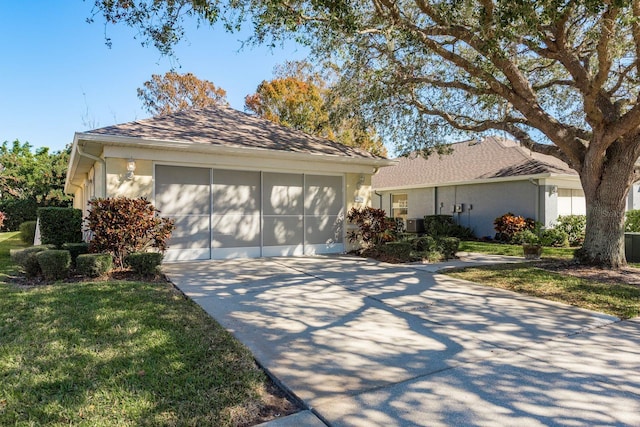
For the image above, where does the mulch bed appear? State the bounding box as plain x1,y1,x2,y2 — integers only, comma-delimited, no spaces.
534,260,640,287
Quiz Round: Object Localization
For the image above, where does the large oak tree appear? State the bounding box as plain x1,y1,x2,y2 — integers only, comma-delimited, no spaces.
92,0,640,267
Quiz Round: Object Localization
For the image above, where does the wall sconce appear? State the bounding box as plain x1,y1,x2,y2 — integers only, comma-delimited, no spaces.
549,185,558,196
126,157,136,180
356,174,365,189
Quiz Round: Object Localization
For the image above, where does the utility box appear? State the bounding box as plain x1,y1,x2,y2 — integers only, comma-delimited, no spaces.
625,233,640,263
406,218,425,233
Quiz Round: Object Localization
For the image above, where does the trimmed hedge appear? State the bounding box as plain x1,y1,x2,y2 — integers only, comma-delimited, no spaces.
62,242,89,267
437,237,460,259
423,215,474,239
77,253,113,277
19,221,37,245
38,207,83,248
0,198,38,231
126,252,163,275
36,250,71,281
10,245,54,278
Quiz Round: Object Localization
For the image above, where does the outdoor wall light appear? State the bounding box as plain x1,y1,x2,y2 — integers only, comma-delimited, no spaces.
356,174,365,189
126,158,136,180
549,185,558,196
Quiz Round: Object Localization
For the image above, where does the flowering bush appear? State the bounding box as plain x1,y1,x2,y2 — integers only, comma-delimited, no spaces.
0,211,5,230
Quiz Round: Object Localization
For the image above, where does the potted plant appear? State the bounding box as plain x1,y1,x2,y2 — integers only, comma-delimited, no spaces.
518,229,543,260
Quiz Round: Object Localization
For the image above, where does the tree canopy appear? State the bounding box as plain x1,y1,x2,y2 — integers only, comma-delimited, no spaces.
91,0,640,267
0,140,71,205
138,71,228,116
245,61,387,156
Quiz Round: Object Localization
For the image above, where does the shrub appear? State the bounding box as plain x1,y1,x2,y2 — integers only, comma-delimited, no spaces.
0,211,5,229
437,237,460,259
555,215,586,246
10,246,53,278
62,242,89,267
19,221,37,245
423,215,474,239
625,210,640,233
347,207,398,248
0,198,38,231
38,207,83,248
76,253,113,277
512,229,539,245
494,213,534,242
87,197,175,268
375,242,413,263
412,235,437,252
36,250,71,281
126,252,163,275
540,228,569,247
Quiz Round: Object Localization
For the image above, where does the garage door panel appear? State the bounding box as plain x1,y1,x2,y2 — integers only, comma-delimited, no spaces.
213,169,261,215
263,173,304,216
212,213,261,248
263,216,303,246
305,175,343,216
305,215,344,245
156,165,210,216
165,215,210,249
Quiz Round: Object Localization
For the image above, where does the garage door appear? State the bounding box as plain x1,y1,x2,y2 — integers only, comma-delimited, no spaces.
155,165,344,261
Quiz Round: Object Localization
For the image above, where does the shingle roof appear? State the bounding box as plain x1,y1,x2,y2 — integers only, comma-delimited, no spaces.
86,105,383,160
372,136,577,189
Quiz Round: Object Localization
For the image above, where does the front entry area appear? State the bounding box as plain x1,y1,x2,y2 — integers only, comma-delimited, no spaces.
155,165,344,261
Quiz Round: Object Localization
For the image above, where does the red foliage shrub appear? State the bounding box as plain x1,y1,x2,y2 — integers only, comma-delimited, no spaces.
86,197,175,268
493,212,535,242
0,211,5,230
347,207,398,248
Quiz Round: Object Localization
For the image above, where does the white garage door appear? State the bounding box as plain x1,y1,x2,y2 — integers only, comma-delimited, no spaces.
155,165,344,261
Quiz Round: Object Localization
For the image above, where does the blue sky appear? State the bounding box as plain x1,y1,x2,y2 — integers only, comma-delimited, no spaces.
0,2,308,152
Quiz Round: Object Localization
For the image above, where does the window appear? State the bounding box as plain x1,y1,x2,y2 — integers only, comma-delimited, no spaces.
391,194,408,220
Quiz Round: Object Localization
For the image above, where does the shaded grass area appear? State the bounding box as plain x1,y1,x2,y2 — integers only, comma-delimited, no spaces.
459,240,576,259
0,232,292,426
446,264,640,319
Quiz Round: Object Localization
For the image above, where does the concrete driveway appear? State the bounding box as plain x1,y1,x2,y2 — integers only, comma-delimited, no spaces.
163,255,640,426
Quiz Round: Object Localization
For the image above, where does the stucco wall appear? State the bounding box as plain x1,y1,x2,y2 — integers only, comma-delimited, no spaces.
105,158,153,199
629,183,640,210
375,180,538,238
345,173,372,252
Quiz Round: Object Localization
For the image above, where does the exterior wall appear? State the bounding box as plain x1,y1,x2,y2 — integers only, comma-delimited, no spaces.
105,158,153,199
345,173,371,252
375,180,537,238
628,183,640,210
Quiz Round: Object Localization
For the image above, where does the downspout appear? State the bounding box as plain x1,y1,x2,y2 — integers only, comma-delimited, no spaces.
76,144,106,198
374,190,383,209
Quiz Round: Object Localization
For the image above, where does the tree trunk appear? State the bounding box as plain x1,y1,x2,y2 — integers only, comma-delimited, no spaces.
578,152,634,268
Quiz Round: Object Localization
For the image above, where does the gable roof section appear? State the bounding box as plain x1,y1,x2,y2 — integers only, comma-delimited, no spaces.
86,105,382,160
372,136,577,190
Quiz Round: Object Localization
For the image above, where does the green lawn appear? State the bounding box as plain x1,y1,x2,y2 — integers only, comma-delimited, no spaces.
0,232,291,426
447,264,640,319
459,240,576,259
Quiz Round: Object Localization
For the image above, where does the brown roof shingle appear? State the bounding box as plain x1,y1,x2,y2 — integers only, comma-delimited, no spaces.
372,137,577,189
86,105,383,160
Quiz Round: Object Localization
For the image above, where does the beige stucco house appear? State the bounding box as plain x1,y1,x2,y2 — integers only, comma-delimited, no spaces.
65,106,394,261
373,136,640,238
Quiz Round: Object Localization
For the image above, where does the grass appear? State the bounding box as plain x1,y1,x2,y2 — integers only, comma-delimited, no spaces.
0,232,287,426
446,264,640,319
459,240,576,259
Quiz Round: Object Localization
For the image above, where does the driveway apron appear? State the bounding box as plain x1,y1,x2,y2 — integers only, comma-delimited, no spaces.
163,255,640,427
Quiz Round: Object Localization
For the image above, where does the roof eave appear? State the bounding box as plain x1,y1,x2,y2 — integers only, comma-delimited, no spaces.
373,172,580,192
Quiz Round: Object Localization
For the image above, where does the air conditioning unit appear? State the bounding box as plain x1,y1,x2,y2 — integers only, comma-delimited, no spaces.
406,218,425,233
625,233,640,262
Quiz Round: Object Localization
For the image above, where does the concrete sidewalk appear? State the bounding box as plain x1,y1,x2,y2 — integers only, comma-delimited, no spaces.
164,254,640,426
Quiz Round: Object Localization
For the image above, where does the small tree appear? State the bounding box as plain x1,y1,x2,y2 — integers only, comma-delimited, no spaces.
86,197,175,268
